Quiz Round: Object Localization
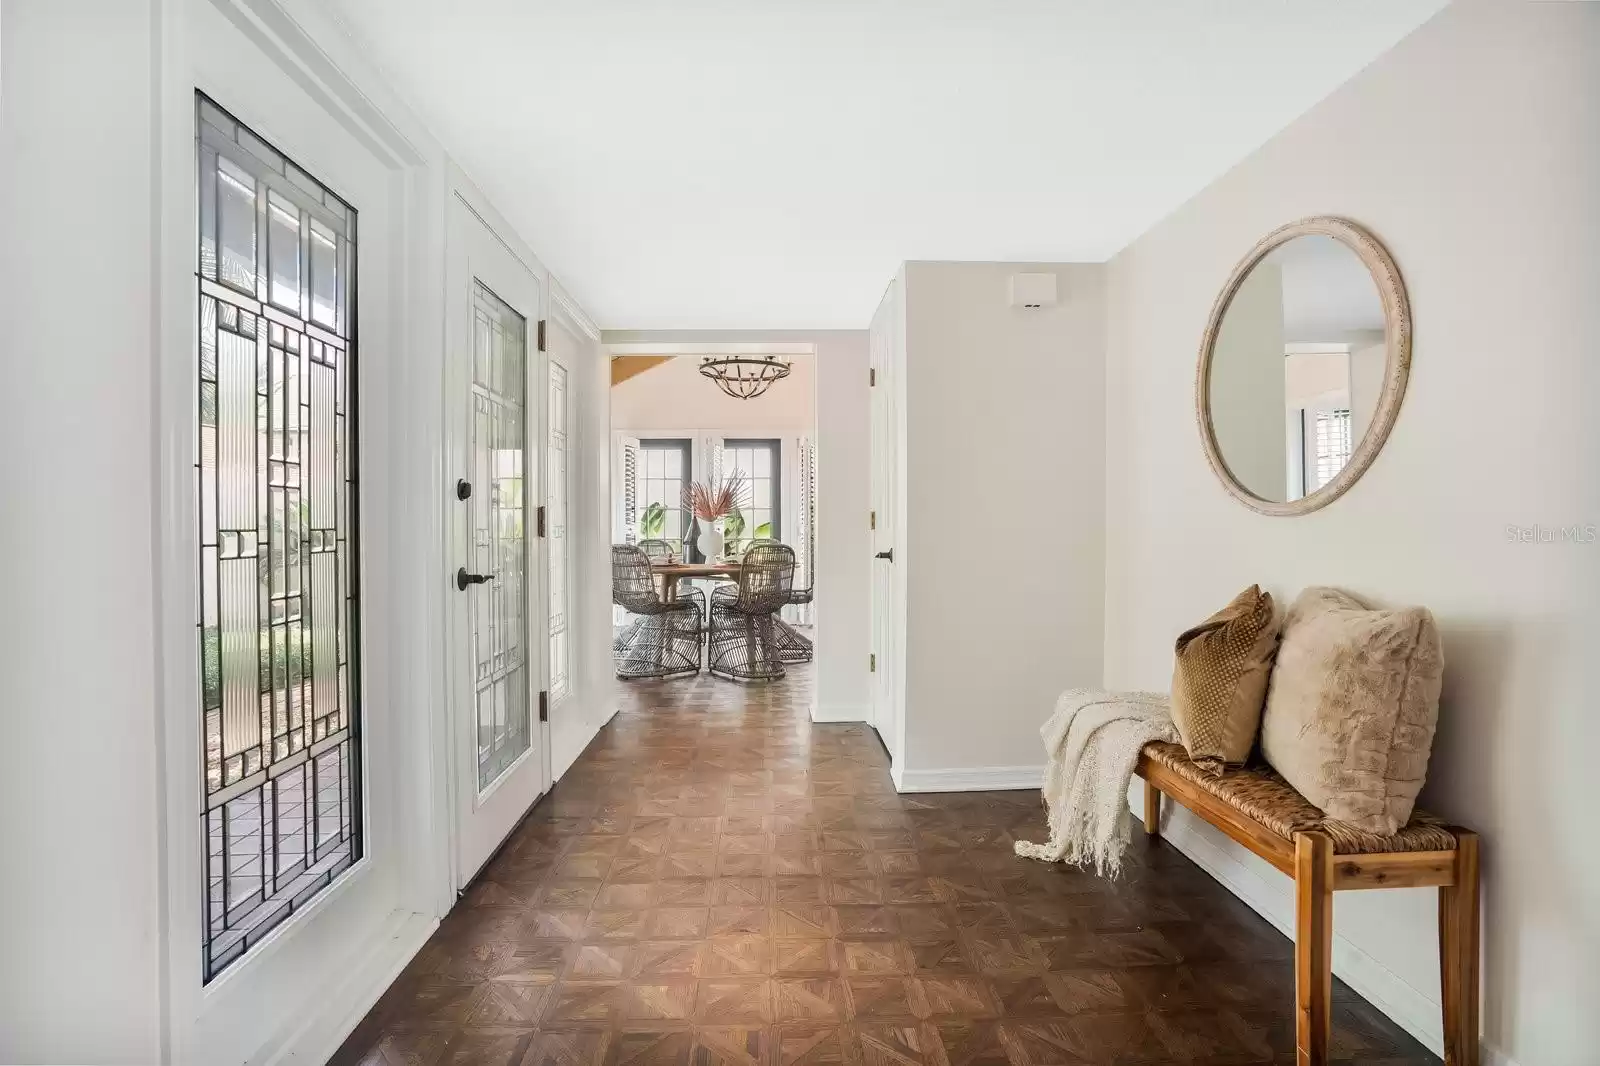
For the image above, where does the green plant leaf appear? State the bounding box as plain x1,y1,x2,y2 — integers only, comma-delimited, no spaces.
753,521,772,539
640,501,666,538
723,508,745,539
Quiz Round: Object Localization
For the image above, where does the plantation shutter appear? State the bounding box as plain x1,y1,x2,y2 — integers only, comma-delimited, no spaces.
618,436,641,543
793,435,816,624
706,436,724,486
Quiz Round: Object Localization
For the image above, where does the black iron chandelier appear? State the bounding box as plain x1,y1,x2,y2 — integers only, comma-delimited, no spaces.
699,354,793,400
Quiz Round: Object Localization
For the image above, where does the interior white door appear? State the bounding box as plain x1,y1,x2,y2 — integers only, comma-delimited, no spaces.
868,285,900,761
448,198,548,888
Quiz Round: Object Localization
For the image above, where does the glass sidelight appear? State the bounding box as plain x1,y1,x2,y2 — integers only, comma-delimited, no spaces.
194,94,361,982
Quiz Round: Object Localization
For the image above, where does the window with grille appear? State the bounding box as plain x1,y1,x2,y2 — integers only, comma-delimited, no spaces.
724,439,780,554
547,362,570,701
1313,408,1353,489
638,439,692,550
195,94,361,982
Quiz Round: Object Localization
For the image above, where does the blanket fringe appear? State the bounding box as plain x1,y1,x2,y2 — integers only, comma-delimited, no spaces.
1012,689,1174,879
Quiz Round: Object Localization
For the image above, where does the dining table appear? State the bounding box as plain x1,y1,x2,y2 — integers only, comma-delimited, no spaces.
650,560,741,603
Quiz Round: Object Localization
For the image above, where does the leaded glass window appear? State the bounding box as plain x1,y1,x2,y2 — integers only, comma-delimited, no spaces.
195,94,361,982
469,282,530,791
547,362,570,702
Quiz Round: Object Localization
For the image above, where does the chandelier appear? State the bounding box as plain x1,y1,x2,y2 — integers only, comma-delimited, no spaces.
698,354,792,400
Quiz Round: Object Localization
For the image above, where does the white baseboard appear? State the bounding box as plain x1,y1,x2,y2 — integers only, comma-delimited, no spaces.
266,908,437,1065
1140,790,1514,1064
813,702,869,723
1483,1046,1521,1066
894,765,1045,793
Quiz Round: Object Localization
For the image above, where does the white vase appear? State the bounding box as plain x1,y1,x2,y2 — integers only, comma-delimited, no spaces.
696,518,724,561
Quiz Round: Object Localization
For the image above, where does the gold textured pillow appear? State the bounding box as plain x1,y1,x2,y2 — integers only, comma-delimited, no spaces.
1169,584,1280,775
1260,587,1443,835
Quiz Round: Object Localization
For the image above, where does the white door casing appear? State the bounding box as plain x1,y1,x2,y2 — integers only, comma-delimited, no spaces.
446,196,549,889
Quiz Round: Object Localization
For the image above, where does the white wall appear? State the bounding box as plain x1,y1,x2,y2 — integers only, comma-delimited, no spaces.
612,354,816,434
813,333,873,723
603,330,872,723
1350,340,1385,443
1211,261,1287,497
0,2,163,1060
1103,2,1599,1062
897,262,1106,781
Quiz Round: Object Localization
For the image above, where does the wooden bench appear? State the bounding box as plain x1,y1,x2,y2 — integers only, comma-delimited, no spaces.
1136,740,1480,1066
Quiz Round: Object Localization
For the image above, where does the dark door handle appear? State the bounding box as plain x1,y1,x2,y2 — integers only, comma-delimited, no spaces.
874,550,894,562
456,566,493,591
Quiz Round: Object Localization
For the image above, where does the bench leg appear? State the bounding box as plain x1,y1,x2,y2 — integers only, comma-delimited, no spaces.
1143,781,1161,837
1294,832,1334,1066
1439,831,1480,1065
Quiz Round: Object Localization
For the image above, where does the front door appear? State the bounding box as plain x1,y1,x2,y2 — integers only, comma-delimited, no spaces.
448,199,548,888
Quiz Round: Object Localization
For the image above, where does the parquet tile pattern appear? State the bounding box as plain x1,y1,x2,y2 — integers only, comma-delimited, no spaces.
331,665,1439,1065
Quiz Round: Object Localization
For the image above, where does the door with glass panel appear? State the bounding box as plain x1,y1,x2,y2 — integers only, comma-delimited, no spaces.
448,199,547,887
722,438,780,556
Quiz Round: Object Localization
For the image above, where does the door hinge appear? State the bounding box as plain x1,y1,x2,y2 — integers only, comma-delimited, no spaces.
537,504,547,537
537,318,547,352
869,367,876,386
869,653,876,673
538,690,549,722
870,510,876,530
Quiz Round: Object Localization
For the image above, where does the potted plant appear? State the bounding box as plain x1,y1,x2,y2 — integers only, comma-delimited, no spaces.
683,470,748,561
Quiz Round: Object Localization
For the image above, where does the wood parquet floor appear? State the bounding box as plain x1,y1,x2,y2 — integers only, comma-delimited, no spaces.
331,664,1440,1065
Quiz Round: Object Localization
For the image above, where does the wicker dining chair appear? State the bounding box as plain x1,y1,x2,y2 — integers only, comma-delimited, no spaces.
706,542,795,682
637,537,703,620
637,538,674,562
773,558,814,664
612,544,703,680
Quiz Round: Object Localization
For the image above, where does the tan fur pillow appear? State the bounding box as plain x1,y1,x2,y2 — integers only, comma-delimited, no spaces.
1170,584,1280,775
1260,587,1443,835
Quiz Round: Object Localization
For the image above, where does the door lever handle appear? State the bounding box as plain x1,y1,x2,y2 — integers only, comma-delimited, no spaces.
874,550,894,562
456,566,493,591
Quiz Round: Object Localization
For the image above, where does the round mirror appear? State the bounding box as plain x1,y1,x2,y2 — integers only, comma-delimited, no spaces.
1197,217,1410,515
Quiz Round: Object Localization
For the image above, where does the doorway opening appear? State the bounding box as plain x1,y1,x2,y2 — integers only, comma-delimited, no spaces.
608,346,818,706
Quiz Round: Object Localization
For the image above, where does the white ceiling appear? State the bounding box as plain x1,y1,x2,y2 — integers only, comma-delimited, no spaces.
1270,234,1386,343
328,0,1446,329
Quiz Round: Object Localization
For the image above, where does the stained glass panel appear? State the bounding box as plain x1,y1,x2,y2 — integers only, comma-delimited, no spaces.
470,282,530,791
547,362,569,701
194,93,361,982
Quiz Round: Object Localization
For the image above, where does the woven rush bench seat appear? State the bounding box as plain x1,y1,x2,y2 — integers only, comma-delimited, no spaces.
1140,740,1458,856
1135,740,1479,1066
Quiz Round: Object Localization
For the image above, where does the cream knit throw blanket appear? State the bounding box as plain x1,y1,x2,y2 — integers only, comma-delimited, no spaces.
1013,689,1177,877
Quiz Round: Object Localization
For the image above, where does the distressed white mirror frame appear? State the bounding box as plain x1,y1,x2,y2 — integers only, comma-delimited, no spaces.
1196,216,1412,516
